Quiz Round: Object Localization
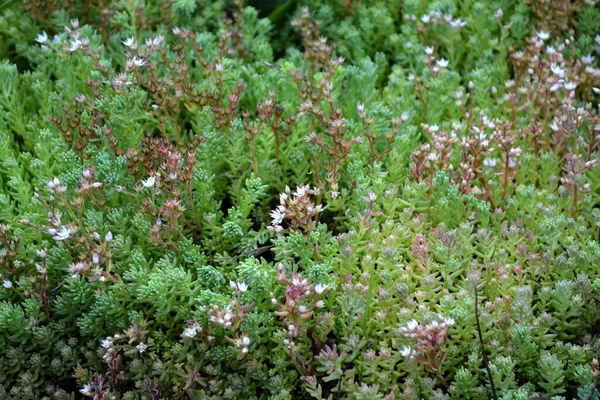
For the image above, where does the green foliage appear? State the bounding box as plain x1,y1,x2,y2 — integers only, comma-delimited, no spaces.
0,0,599,399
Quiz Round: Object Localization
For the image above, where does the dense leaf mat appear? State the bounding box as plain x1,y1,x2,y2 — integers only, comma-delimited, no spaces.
0,0,600,399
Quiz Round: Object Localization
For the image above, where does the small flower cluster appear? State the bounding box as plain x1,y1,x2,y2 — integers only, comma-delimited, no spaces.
271,264,327,346
242,90,297,171
561,153,597,214
207,281,253,358
358,103,408,163
269,185,323,235
181,320,203,339
291,7,334,73
2,0,600,398
407,11,467,30
399,317,455,375
129,137,201,248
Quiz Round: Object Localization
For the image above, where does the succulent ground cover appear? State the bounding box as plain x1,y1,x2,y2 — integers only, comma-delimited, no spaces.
0,0,600,399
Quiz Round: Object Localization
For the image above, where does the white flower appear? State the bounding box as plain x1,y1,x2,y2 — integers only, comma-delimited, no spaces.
564,81,578,91
357,103,365,118
53,226,71,241
36,249,47,258
536,30,550,41
449,18,466,28
270,208,285,225
582,54,595,64
279,192,288,205
182,327,198,338
101,339,110,348
80,384,92,396
141,176,156,187
35,263,45,273
400,345,412,357
421,15,431,24
126,56,146,68
443,317,455,326
242,336,250,346
153,35,164,46
105,231,113,242
3,280,12,289
483,157,497,167
427,152,439,162
314,284,328,294
136,342,148,353
550,83,561,92
406,319,418,331
550,64,565,77
587,67,600,77
229,281,249,293
122,37,135,47
436,58,449,68
293,185,310,198
424,46,434,55
133,56,146,67
238,282,249,293
267,225,283,234
215,63,224,73
35,31,48,44
68,39,82,52
47,177,61,189
126,57,144,69
367,191,377,202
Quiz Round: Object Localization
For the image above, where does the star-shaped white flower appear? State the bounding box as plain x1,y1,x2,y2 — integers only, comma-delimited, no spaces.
53,226,71,241
68,39,82,52
400,345,412,357
536,30,550,41
122,37,135,47
141,176,156,188
436,58,449,68
35,31,48,44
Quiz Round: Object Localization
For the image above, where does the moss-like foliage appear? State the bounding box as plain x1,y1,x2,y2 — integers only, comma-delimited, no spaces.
0,0,599,399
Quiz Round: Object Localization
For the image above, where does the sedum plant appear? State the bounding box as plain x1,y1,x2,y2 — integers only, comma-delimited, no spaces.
0,0,599,399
